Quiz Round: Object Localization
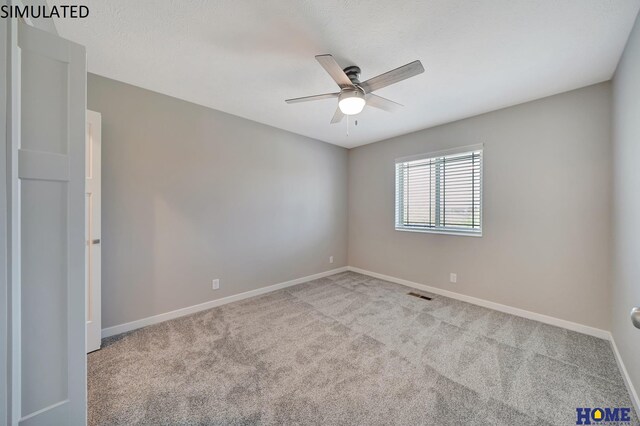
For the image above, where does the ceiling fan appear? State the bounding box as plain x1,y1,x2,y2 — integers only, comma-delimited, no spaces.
285,54,424,124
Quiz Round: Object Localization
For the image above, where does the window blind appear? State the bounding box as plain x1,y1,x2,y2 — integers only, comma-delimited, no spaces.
395,147,482,235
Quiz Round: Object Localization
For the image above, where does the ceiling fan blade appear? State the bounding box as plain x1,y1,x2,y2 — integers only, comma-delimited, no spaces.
366,94,403,112
330,106,344,124
359,60,424,93
285,93,339,103
315,54,354,89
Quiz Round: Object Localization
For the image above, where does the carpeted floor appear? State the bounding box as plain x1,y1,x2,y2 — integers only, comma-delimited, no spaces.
89,272,639,425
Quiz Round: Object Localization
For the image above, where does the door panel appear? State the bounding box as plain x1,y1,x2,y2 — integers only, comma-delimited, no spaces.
15,21,86,425
20,49,68,155
20,180,68,415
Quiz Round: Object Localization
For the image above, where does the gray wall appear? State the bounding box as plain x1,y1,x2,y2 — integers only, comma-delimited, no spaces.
612,12,640,400
87,74,348,328
348,83,612,330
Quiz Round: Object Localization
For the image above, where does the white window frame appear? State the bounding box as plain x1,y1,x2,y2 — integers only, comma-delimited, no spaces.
395,144,483,237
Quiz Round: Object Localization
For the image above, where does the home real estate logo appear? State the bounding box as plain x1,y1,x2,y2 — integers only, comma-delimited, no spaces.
576,407,632,425
0,4,89,19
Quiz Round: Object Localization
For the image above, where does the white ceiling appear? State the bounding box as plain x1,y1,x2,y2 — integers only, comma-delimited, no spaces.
52,0,640,148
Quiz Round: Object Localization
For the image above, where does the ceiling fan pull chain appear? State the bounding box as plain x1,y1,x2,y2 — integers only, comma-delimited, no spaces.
346,115,350,136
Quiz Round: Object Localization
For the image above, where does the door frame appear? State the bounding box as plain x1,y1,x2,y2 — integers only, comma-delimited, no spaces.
1,6,9,426
86,110,101,353
8,13,21,426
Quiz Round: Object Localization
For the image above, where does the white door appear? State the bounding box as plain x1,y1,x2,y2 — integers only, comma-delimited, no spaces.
86,111,101,353
10,20,87,425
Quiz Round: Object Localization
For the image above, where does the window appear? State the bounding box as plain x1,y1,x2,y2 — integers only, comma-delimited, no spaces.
395,145,483,236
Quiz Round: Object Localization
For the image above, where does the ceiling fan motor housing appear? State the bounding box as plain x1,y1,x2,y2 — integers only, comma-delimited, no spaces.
343,66,362,86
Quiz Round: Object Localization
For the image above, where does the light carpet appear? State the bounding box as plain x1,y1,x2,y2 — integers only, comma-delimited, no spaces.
89,272,639,425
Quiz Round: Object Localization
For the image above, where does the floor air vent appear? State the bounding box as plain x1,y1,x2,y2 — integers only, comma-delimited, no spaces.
408,292,432,301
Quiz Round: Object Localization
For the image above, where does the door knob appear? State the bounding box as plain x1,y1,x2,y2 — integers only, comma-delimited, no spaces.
92,239,101,245
632,307,640,329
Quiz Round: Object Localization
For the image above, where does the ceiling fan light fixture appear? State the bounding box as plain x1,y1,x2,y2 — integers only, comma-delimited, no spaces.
338,89,366,115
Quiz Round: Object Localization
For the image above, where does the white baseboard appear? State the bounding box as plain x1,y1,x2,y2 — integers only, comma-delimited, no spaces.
101,267,348,338
105,265,611,341
608,333,640,416
347,266,610,340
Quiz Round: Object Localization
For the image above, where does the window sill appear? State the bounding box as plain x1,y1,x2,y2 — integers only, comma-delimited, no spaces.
395,227,483,237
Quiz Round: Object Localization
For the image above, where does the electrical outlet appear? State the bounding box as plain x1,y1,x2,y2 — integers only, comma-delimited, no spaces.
212,279,220,290
449,273,457,283
329,256,334,264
